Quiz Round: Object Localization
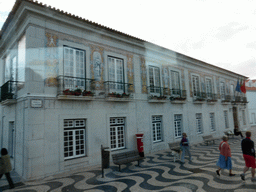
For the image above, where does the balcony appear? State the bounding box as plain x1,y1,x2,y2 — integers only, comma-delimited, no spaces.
105,81,133,102
147,86,168,103
0,81,22,105
232,96,248,105
193,91,206,104
57,76,95,101
221,95,232,105
205,93,218,104
169,89,187,104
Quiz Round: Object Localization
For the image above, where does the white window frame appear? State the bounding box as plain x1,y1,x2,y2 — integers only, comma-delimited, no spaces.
170,70,181,96
63,46,86,90
230,84,235,100
224,111,229,128
107,56,125,93
174,114,183,138
209,113,215,132
251,113,255,124
242,110,246,125
152,116,163,142
110,117,125,150
196,113,203,134
220,82,225,100
205,78,212,98
149,65,161,95
192,75,200,97
63,119,86,160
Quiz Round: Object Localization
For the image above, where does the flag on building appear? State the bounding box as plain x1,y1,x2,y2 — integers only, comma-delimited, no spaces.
235,79,241,92
240,79,246,93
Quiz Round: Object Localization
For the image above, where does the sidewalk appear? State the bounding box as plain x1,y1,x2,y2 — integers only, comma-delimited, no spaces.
1,127,256,191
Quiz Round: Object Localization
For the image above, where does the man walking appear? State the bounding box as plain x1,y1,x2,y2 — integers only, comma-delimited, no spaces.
240,131,256,182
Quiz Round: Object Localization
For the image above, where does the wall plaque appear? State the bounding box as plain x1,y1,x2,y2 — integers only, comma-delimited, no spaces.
31,99,43,108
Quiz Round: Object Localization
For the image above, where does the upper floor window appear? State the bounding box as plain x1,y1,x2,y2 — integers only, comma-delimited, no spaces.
206,79,212,98
170,70,180,95
108,56,124,93
192,75,200,97
230,84,234,99
149,66,160,94
64,47,86,89
220,82,225,100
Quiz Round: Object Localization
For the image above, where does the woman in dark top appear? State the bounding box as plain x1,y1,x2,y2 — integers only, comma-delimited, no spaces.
180,132,192,163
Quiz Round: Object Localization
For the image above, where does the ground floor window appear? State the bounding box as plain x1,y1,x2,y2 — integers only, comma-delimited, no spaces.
174,114,182,138
152,116,162,142
210,113,215,131
64,119,86,160
196,113,203,133
242,110,246,125
224,111,229,128
110,117,125,150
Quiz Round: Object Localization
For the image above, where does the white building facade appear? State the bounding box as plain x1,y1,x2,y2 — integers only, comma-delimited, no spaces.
246,80,256,126
0,0,250,180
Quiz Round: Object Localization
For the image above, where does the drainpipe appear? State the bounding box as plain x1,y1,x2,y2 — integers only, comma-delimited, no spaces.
1,115,4,149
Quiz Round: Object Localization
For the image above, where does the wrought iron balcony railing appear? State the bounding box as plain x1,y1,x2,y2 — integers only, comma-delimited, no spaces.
193,91,207,101
104,81,133,97
206,93,218,102
0,80,20,102
57,75,95,96
221,95,232,102
169,89,187,101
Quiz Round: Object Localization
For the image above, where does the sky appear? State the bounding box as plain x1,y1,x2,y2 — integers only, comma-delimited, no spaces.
1,0,256,79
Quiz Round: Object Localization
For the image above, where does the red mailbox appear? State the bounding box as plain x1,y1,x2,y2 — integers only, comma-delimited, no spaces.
136,133,144,157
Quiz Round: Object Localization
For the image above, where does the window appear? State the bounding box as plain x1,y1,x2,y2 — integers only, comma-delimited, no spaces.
108,56,124,93
64,47,86,89
251,113,255,124
220,82,225,100
4,55,11,83
230,84,234,100
242,110,246,125
64,119,86,160
170,71,180,95
196,113,203,133
8,122,15,158
192,75,200,96
18,35,26,82
209,113,215,131
224,111,229,128
152,116,162,142
110,117,125,150
174,114,182,137
149,66,160,94
206,79,212,98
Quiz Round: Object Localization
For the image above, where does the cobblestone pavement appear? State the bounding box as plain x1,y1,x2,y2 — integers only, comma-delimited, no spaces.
1,128,256,192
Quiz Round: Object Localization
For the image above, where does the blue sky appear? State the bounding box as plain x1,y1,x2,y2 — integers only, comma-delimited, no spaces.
1,0,256,79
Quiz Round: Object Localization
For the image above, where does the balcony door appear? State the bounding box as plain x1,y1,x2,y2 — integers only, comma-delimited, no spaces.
63,47,86,90
108,56,124,93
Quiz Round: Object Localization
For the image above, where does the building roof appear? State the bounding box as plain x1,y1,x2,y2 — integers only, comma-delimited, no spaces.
0,0,249,79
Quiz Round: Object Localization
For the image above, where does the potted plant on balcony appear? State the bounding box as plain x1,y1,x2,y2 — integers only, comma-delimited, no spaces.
122,92,130,98
170,96,186,101
73,87,82,96
82,90,94,96
63,89,73,95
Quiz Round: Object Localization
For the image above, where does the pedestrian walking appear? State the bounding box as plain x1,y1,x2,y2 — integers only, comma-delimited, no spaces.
216,135,235,176
0,148,14,189
240,131,256,182
180,132,192,163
